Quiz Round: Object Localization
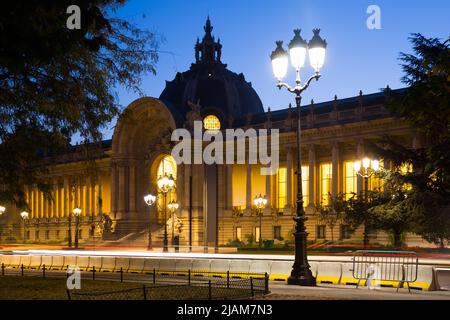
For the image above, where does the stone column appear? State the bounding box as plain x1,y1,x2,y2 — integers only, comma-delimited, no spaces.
52,178,58,218
245,163,252,210
57,180,62,218
31,187,36,218
110,164,117,215
184,164,192,208
226,164,233,210
97,171,103,215
63,177,69,217
129,163,137,216
308,145,316,207
117,164,127,217
85,176,91,217
286,149,293,208
331,142,340,197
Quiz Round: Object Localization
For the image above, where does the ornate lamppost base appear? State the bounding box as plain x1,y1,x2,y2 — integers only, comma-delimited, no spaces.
287,272,316,286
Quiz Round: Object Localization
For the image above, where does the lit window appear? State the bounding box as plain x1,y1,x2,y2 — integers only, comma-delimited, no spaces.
235,227,242,241
344,161,357,199
277,168,287,209
369,160,384,191
301,166,309,207
255,227,261,243
320,163,332,205
203,115,221,131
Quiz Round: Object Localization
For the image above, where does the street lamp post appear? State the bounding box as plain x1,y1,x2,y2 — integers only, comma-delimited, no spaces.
270,28,327,286
72,207,82,249
157,173,175,252
20,211,29,242
253,194,268,247
168,200,179,247
354,157,380,248
144,193,157,250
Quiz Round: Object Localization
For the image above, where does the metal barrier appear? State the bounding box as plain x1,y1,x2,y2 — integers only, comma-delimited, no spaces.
352,250,418,292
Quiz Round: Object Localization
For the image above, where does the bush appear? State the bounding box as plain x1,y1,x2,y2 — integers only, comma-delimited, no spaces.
224,239,244,247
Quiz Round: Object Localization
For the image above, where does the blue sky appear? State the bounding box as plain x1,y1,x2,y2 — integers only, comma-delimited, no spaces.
100,0,450,140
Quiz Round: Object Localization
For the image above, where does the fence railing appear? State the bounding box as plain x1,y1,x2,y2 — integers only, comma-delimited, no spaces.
67,277,267,300
1,262,269,300
352,250,418,292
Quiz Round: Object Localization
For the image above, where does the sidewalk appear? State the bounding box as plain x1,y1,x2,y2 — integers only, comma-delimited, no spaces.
263,283,450,300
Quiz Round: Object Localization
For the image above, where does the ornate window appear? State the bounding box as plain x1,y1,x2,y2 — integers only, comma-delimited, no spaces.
344,161,357,199
320,163,332,205
277,167,287,209
301,166,309,207
203,115,221,131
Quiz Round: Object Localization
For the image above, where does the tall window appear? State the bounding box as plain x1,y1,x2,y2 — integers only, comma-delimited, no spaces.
274,226,282,240
255,227,261,243
301,166,309,207
316,225,326,239
235,227,242,241
320,163,332,205
277,167,287,209
344,161,357,199
369,160,385,191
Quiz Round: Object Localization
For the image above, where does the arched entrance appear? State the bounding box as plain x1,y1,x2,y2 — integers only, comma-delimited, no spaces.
154,154,177,223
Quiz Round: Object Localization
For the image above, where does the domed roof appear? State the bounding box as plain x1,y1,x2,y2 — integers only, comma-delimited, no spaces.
159,17,264,123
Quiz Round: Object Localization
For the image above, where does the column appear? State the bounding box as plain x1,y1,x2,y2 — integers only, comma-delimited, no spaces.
63,176,69,217
97,171,103,215
184,164,192,208
52,178,58,218
308,145,316,207
286,150,293,208
129,163,136,213
226,164,233,210
110,164,117,214
57,180,62,217
331,142,340,197
31,187,36,218
74,176,79,209
85,176,91,217
245,163,252,209
118,164,126,215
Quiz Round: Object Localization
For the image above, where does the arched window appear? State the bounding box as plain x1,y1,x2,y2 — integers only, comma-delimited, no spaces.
203,115,221,131
157,155,177,179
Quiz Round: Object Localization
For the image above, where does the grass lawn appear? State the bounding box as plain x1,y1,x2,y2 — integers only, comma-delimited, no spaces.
0,276,140,300
0,276,258,300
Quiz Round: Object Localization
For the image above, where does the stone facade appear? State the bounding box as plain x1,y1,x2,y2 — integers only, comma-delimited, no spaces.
0,18,431,248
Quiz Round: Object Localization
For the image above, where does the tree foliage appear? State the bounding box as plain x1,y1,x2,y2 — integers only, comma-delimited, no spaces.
372,33,450,246
0,1,160,207
315,194,346,241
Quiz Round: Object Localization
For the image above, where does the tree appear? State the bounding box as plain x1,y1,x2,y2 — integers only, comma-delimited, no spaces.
315,193,346,241
373,33,450,247
341,191,382,247
369,172,415,249
0,1,160,208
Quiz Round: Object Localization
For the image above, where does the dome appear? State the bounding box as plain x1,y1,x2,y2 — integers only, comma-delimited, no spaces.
159,17,264,124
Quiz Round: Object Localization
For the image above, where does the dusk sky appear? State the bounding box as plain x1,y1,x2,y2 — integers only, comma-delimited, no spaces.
100,0,449,140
